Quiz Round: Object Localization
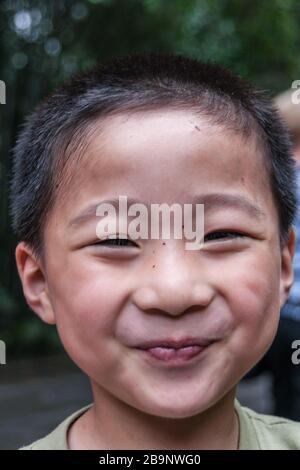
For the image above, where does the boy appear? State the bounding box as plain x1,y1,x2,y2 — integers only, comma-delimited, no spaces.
9,52,300,449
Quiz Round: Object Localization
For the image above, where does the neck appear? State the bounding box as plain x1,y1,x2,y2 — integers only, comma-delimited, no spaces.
68,384,240,450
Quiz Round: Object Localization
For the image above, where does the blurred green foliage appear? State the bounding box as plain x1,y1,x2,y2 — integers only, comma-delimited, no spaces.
1,0,300,358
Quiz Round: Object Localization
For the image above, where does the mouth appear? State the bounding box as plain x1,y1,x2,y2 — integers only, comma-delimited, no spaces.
135,337,216,366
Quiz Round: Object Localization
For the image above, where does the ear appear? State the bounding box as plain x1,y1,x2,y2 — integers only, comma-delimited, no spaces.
15,241,56,325
279,226,296,308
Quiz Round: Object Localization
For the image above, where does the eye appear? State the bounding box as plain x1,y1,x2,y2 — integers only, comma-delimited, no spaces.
204,230,246,242
93,237,139,248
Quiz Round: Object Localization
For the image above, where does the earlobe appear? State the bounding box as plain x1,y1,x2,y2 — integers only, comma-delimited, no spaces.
279,226,296,308
15,241,56,325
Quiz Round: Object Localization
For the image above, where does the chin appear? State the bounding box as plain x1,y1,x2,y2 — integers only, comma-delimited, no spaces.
139,396,213,419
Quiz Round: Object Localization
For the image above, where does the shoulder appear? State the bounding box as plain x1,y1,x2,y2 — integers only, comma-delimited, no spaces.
236,400,300,450
19,404,92,450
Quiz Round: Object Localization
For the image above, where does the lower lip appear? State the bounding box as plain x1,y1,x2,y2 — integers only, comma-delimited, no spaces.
137,344,210,366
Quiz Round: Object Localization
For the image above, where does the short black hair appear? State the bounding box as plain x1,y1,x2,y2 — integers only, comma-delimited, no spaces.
9,52,298,263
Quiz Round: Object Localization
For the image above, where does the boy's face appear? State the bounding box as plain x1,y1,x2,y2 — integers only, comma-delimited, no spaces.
16,109,295,419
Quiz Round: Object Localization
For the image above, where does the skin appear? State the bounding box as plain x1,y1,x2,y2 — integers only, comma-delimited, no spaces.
293,144,300,167
15,109,295,449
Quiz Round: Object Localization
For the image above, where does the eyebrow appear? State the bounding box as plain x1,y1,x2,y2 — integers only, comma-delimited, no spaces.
196,192,266,220
68,192,266,229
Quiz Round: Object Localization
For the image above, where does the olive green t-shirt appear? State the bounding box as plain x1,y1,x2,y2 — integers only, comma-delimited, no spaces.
19,400,300,450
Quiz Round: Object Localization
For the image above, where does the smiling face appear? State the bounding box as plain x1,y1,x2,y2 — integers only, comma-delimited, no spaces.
16,109,295,419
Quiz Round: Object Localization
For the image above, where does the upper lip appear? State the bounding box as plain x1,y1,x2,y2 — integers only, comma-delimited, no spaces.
136,337,215,350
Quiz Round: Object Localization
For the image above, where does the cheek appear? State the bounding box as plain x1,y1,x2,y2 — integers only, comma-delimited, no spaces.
223,248,281,357
46,257,125,370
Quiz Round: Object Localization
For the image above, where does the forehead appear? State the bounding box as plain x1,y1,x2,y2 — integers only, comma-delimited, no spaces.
50,109,277,231
67,109,268,186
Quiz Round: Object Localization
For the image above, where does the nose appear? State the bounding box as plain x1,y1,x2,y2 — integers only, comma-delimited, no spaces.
131,246,215,316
